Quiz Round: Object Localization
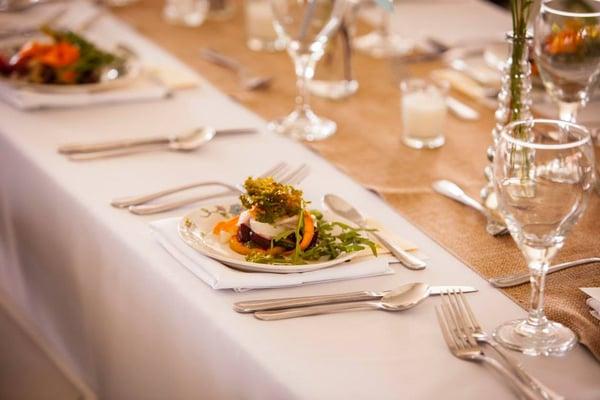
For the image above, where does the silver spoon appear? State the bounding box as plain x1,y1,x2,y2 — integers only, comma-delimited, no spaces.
65,128,217,161
199,48,272,91
323,194,426,270
432,180,509,236
254,282,432,320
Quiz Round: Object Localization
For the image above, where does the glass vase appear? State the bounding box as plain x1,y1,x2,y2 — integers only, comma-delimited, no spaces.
307,20,358,100
481,32,533,233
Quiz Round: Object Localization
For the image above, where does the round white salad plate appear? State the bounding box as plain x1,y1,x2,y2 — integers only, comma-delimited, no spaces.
0,35,142,94
178,203,370,274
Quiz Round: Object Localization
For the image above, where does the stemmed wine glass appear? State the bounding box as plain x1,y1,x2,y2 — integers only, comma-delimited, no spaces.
269,0,348,141
353,0,413,58
534,0,600,122
493,119,595,356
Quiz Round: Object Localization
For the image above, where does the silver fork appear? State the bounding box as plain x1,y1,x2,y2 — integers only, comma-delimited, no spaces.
448,291,563,400
111,162,286,209
126,163,309,215
436,298,541,400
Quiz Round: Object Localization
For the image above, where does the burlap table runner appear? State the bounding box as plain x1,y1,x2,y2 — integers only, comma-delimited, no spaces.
112,0,600,360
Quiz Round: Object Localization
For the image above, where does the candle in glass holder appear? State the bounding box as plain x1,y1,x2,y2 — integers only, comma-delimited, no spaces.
400,79,448,149
244,0,285,52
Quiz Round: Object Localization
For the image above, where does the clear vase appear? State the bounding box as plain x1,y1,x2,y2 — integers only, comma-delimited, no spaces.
481,32,533,229
307,19,358,100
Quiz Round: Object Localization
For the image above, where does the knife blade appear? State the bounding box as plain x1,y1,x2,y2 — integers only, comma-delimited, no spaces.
233,285,477,313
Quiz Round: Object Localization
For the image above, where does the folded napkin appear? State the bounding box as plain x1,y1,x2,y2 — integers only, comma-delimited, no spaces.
581,288,600,321
0,79,171,110
150,217,396,291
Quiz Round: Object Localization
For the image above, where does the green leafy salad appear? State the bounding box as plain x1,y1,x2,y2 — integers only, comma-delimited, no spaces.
212,177,377,265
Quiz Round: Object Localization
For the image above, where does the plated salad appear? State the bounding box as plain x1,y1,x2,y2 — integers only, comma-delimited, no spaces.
211,177,377,265
0,27,124,85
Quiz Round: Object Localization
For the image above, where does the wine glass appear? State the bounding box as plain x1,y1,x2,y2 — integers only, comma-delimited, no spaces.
269,0,348,141
493,119,595,356
534,0,600,122
353,0,413,58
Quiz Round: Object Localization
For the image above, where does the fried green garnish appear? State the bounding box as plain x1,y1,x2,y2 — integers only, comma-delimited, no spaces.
240,177,304,223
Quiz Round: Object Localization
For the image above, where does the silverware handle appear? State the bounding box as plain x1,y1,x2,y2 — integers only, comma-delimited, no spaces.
58,136,169,154
200,48,242,72
373,232,426,270
128,190,236,215
432,180,487,214
111,181,239,208
67,144,169,161
254,301,377,321
233,291,378,313
477,355,540,400
486,341,563,400
489,258,600,288
446,96,479,121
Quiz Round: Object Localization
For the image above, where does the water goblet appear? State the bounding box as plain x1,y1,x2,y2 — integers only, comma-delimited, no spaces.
269,0,348,141
493,118,595,356
534,0,600,122
353,0,413,59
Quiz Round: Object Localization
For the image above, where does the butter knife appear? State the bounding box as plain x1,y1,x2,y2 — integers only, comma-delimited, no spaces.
233,285,477,313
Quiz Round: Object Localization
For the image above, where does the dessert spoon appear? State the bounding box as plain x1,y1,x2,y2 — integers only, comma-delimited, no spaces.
323,194,426,270
254,282,475,320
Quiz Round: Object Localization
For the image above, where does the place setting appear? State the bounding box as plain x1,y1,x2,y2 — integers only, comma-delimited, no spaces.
117,161,431,290
1,0,600,398
0,0,200,110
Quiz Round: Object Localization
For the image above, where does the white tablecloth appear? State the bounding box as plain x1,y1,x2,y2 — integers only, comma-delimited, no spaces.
0,3,599,400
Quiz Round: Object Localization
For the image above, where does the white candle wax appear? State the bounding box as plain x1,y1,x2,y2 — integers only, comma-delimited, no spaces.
401,89,447,139
245,1,277,41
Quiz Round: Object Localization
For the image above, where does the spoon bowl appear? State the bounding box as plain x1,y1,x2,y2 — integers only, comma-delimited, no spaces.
168,127,216,151
323,194,427,270
375,282,431,311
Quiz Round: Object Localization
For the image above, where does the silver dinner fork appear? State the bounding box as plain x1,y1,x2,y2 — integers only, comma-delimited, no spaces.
443,291,563,400
436,299,541,400
121,163,309,215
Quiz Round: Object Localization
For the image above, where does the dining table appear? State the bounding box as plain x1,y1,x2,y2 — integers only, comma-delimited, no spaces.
0,0,599,399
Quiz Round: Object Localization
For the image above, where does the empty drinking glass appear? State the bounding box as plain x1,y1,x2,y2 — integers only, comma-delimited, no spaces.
493,119,595,356
269,0,348,141
534,0,600,122
244,0,285,52
163,0,209,27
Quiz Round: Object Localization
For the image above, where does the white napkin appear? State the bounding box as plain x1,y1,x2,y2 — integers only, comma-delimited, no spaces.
0,80,171,110
150,217,395,291
581,288,600,321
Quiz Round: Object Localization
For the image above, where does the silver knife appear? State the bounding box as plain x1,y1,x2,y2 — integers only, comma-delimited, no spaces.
233,285,477,313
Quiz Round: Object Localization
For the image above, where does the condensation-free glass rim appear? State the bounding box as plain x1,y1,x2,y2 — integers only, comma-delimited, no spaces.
500,118,592,150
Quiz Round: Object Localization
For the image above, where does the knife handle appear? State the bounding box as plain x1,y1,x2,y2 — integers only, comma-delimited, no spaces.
233,291,378,313
254,301,376,321
58,136,170,154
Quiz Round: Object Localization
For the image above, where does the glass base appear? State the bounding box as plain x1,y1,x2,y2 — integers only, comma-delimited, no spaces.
307,79,358,100
402,134,444,149
163,4,208,27
268,109,336,141
246,37,286,52
353,31,414,58
493,318,577,356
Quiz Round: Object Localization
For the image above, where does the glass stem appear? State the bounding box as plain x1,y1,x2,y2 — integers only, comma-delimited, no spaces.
292,54,316,115
558,101,579,123
526,259,549,327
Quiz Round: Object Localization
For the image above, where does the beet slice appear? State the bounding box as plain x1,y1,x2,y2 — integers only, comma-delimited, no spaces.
237,224,252,243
